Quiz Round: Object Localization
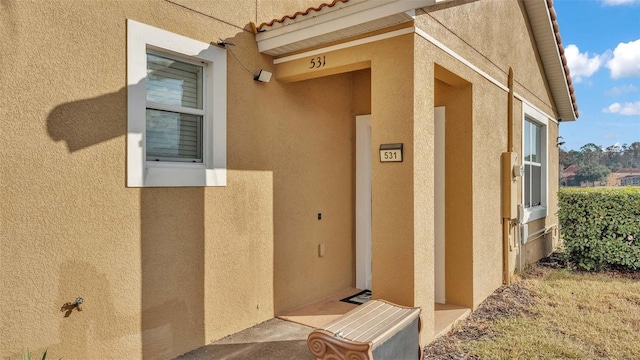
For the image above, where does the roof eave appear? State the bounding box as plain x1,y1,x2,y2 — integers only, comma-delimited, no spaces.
256,0,441,56
524,0,578,121
256,0,578,122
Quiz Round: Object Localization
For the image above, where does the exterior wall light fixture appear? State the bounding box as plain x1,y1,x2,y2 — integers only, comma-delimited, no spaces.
254,69,272,83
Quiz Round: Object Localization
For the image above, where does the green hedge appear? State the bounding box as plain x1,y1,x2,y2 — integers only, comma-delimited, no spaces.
558,187,640,271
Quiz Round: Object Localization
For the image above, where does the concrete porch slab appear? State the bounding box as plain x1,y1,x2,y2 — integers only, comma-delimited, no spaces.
173,318,315,360
278,287,361,328
434,303,471,339
175,299,471,359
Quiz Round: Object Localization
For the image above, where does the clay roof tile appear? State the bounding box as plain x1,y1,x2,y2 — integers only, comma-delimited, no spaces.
548,0,579,118
257,0,349,31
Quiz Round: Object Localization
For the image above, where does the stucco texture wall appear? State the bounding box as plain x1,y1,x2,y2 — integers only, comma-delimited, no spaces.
416,0,561,308
1,0,353,358
416,0,556,116
2,0,565,356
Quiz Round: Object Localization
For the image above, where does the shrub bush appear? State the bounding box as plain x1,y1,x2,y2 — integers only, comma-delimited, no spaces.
558,187,640,271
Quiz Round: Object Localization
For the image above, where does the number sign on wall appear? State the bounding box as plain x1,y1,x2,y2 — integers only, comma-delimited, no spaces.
379,143,403,163
309,55,326,69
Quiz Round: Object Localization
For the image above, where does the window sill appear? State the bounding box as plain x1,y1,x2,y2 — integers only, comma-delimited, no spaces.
524,206,547,223
137,164,226,187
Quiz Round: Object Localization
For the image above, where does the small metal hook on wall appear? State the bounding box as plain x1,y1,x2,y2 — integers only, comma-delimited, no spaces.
61,297,84,317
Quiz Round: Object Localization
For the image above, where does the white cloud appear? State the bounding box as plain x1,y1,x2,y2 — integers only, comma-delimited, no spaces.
606,84,638,96
606,39,640,78
606,103,622,113
601,0,640,5
565,44,606,82
602,101,640,115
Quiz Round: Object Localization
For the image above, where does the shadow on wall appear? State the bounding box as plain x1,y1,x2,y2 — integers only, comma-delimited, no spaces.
46,87,127,152
46,81,206,359
140,188,205,359
47,88,127,153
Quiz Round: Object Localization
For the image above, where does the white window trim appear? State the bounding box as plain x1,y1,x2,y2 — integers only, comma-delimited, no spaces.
522,103,548,222
127,19,226,187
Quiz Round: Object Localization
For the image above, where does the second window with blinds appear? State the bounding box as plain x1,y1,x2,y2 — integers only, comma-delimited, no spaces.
146,53,204,163
126,19,226,187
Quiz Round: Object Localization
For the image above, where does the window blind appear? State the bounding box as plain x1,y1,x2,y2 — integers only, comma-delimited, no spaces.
145,53,204,162
146,110,202,161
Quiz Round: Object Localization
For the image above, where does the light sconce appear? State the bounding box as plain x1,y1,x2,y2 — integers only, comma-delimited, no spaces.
254,69,272,83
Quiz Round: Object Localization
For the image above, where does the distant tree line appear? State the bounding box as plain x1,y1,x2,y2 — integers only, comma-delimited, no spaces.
560,142,640,185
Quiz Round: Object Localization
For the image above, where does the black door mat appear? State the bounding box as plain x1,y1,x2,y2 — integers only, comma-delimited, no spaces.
340,290,372,305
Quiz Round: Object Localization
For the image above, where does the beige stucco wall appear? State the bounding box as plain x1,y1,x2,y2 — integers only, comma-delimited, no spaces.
1,0,354,358
416,0,557,115
271,72,356,315
2,0,565,357
416,0,561,308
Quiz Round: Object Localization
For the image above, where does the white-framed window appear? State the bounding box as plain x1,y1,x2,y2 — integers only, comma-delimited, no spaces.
522,103,548,222
127,19,226,187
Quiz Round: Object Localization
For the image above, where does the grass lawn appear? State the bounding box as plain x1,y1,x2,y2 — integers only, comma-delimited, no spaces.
425,264,640,359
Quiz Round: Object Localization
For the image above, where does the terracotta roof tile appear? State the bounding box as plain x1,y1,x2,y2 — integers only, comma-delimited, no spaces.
548,0,579,118
257,0,350,31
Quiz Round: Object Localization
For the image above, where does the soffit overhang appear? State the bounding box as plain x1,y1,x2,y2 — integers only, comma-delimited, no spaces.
523,0,578,121
256,0,578,121
255,0,445,56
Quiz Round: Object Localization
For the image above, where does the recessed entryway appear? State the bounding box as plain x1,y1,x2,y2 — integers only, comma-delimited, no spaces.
435,65,474,310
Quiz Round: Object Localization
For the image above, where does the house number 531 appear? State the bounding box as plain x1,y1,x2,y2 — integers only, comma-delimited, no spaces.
309,55,326,69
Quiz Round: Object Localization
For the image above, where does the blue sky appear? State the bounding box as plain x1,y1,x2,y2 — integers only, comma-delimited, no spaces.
553,0,640,151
